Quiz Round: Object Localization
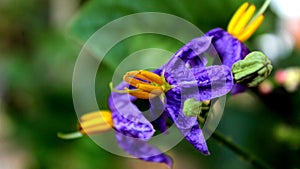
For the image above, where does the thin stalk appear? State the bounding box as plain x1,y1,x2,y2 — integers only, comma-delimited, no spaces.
249,0,271,24
57,131,83,139
211,131,273,169
198,116,273,169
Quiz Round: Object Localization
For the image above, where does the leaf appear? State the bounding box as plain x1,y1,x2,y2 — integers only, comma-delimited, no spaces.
68,0,238,70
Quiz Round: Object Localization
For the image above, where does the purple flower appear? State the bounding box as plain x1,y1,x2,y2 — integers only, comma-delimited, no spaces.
109,35,234,168
59,2,272,168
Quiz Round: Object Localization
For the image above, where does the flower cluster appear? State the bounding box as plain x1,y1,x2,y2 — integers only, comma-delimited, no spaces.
59,1,273,168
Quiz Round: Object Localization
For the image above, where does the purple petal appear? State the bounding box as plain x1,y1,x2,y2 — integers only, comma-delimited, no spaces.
183,122,210,155
151,113,168,133
116,133,173,168
174,36,211,68
165,88,198,130
205,28,250,68
164,90,209,155
231,84,248,95
163,36,212,76
109,82,155,140
149,97,168,133
193,65,234,100
165,65,233,101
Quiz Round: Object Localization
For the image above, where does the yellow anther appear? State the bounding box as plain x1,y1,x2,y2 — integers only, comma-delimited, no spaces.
125,71,152,82
128,90,156,99
227,2,249,33
57,110,113,139
227,0,270,42
79,116,112,129
203,100,210,105
113,70,170,99
124,70,162,85
80,110,112,122
238,15,264,42
139,70,163,85
79,111,113,134
123,75,147,87
136,83,163,95
79,123,112,134
232,4,256,36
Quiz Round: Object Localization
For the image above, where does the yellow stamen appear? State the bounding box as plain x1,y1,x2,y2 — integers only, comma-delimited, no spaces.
79,123,112,134
79,111,113,134
203,100,210,105
227,0,270,42
139,70,163,85
232,4,256,36
227,2,249,33
112,70,171,99
57,111,113,139
136,83,163,95
125,71,152,82
80,110,112,122
119,70,166,99
128,90,156,99
123,76,148,87
238,15,264,42
79,116,113,129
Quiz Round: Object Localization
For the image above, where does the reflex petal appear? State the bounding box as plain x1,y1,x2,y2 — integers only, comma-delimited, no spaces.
206,28,250,68
116,133,173,168
164,36,211,76
165,90,209,155
166,65,233,101
184,122,210,155
109,82,155,140
206,28,250,94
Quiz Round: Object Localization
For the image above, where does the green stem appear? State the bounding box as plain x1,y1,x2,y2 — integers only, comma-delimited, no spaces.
211,131,273,169
57,131,83,139
249,0,271,24
198,116,273,169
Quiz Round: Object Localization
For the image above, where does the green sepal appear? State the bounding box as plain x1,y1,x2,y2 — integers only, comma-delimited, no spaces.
161,71,173,92
183,98,210,117
232,51,273,87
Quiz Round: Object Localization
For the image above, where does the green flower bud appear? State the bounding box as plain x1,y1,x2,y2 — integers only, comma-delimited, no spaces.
232,51,272,87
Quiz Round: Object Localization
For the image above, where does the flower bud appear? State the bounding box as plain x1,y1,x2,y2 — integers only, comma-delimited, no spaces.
232,51,272,87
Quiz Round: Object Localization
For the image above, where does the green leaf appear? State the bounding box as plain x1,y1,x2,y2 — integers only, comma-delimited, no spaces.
68,0,238,69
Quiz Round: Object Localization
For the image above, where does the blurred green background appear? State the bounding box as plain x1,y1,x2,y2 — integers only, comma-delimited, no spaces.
1,0,300,169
